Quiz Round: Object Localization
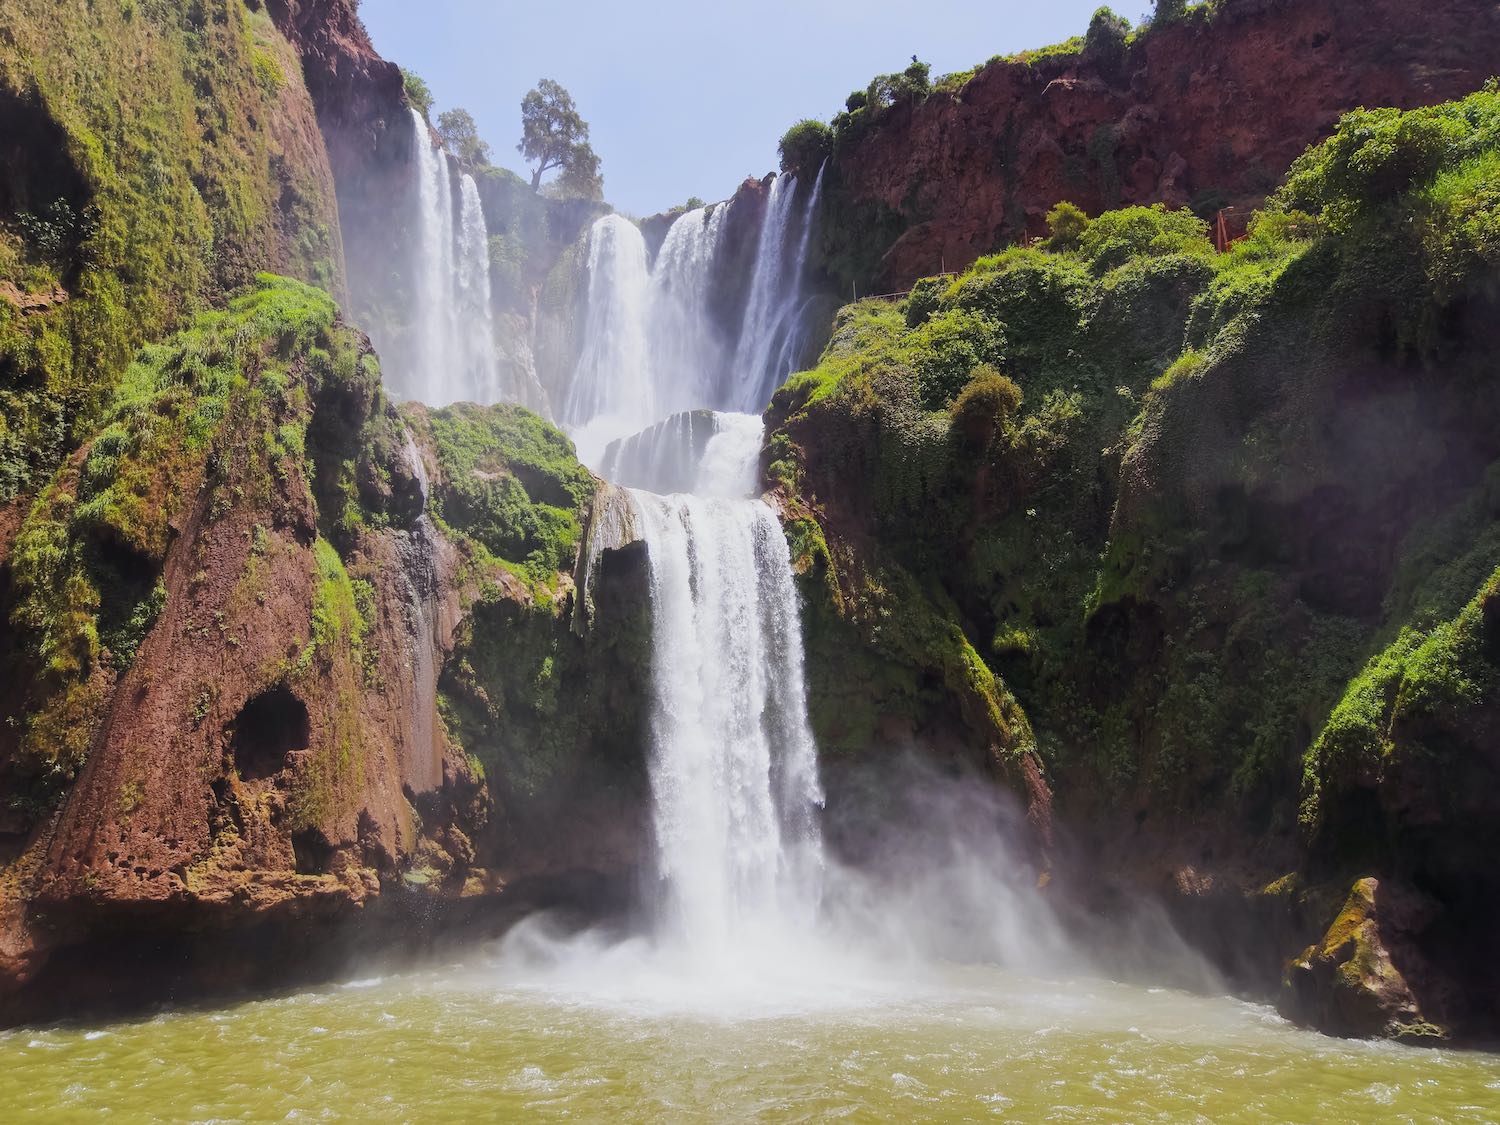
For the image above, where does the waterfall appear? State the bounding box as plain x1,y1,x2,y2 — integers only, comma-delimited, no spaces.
565,214,655,460
728,173,797,411
629,418,826,957
456,173,501,404
648,204,731,410
600,410,716,496
599,409,764,496
392,109,509,408
408,108,457,405
563,172,824,462
763,163,826,408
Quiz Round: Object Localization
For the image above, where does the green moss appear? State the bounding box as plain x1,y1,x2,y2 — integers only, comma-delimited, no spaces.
410,402,593,585
0,0,340,500
439,567,650,806
767,88,1500,842
3,275,363,799
1300,547,1500,846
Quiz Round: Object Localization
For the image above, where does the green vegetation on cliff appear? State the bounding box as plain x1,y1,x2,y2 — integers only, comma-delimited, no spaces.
407,403,651,815
408,402,593,585
771,88,1500,853
0,0,341,502
3,276,393,808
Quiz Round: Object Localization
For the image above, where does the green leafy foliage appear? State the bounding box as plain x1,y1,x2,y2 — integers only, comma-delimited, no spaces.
0,0,341,501
778,119,834,176
769,89,1500,848
1076,204,1213,274
1084,7,1131,66
402,68,434,119
413,402,593,584
518,78,602,198
436,107,493,166
1045,201,1091,252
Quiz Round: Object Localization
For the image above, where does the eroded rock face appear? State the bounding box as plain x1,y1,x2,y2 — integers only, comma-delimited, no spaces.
1281,877,1454,1041
826,0,1500,289
0,281,650,1024
260,0,405,175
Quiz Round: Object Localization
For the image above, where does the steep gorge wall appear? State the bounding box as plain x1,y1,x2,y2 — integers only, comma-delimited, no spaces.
818,0,1500,290
0,0,346,504
0,0,658,1022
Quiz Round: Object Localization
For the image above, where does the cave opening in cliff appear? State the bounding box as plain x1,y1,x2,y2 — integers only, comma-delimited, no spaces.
230,685,310,781
292,828,336,876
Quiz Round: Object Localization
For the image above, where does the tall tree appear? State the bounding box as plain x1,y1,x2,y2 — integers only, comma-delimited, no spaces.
553,143,603,201
518,79,601,195
436,108,491,166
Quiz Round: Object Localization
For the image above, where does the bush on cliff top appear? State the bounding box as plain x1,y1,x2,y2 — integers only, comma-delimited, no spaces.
779,119,834,176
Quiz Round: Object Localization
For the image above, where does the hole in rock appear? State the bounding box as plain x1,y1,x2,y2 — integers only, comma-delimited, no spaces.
292,828,336,876
230,685,309,781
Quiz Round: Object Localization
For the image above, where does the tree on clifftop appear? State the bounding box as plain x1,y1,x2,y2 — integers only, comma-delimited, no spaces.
518,79,602,197
436,108,492,166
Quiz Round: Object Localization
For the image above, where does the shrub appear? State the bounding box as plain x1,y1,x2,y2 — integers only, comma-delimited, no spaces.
437,107,493,166
417,402,592,582
1045,201,1092,252
1077,204,1212,274
779,119,834,176
1084,7,1131,66
1280,104,1469,224
402,69,434,120
866,58,933,112
903,309,1005,410
904,276,947,328
950,366,1023,450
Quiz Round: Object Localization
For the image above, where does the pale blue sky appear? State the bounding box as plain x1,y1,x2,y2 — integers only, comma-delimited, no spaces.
358,0,1116,216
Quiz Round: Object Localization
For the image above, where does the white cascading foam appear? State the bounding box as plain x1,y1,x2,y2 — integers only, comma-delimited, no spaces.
629,416,825,962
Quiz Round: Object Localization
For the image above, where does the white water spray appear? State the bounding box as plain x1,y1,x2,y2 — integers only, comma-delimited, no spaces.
391,110,510,408
563,175,823,462
565,214,654,458
763,163,826,407
648,204,732,411
407,109,457,405
455,173,501,403
730,173,798,410
631,468,826,959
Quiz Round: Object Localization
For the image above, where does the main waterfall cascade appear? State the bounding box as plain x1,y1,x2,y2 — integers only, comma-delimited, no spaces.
628,415,827,959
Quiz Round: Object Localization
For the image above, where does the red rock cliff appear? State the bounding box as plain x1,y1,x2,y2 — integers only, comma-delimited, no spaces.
829,0,1500,289
259,0,406,173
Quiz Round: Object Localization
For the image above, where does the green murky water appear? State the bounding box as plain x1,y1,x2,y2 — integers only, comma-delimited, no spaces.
2,954,1497,1123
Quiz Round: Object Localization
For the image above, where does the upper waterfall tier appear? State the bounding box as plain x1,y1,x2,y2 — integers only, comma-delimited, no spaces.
369,111,529,410
563,171,824,466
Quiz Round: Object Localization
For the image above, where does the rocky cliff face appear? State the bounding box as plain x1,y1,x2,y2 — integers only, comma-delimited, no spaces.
767,84,1500,1042
0,0,346,503
0,278,651,1022
819,0,1500,290
260,0,406,181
